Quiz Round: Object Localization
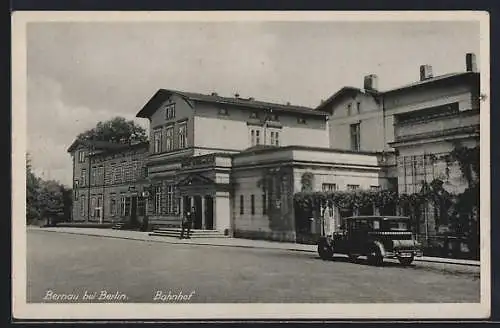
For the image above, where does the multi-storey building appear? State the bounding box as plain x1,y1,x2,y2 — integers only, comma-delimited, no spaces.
318,52,480,238
67,52,480,243
68,140,149,223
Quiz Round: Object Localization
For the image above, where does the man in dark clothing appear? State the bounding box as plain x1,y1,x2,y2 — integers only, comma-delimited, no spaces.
180,206,195,239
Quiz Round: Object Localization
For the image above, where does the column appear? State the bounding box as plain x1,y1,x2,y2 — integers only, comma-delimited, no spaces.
179,196,184,216
201,196,206,230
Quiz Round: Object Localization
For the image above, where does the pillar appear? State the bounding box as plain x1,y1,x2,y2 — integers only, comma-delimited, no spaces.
179,196,183,216
201,196,206,229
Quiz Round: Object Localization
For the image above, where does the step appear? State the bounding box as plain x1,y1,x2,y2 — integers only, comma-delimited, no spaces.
154,227,222,234
149,230,228,239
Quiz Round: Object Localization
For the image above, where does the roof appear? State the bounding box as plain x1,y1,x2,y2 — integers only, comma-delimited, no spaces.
136,89,328,118
315,86,379,112
315,71,479,112
67,139,148,154
234,145,385,157
382,72,478,95
344,216,410,221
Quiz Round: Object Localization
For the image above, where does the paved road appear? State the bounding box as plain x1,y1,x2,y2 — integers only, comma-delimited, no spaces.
27,229,480,303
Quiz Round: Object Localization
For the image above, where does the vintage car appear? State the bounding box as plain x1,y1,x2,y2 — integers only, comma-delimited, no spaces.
317,215,423,265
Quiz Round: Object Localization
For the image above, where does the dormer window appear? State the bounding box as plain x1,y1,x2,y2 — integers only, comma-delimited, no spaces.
268,114,279,121
165,103,176,120
297,117,307,124
250,111,259,119
218,108,229,116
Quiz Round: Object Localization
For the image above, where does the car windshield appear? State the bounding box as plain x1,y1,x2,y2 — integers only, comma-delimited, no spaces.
385,220,410,231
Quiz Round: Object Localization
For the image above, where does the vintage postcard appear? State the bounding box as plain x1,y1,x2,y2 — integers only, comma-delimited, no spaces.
12,11,490,320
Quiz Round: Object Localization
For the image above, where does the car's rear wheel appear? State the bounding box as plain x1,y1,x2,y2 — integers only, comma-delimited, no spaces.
317,239,334,260
398,256,414,266
367,246,383,266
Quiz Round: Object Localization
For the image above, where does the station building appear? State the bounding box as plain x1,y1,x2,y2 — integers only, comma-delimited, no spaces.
68,52,480,242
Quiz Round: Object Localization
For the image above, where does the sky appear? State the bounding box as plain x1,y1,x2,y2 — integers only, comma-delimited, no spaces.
26,20,480,187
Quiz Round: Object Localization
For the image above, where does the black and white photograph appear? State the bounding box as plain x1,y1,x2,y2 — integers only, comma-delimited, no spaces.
12,11,490,320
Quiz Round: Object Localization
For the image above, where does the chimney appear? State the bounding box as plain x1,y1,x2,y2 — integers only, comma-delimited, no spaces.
234,93,240,98
286,101,291,105
248,97,254,101
211,92,218,96
466,53,477,72
420,65,433,81
363,74,378,91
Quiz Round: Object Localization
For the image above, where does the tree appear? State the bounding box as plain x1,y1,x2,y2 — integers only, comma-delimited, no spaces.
38,180,65,226
26,153,41,223
76,116,147,144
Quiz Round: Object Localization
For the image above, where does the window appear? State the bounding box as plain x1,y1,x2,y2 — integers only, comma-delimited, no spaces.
250,111,259,119
356,101,361,114
165,126,174,152
91,168,97,186
80,169,87,186
218,108,229,116
347,103,352,116
98,166,104,185
165,184,176,214
120,194,126,216
78,150,86,163
255,130,261,145
154,186,162,215
347,184,360,191
250,130,255,146
80,195,86,217
110,198,116,216
350,123,360,151
262,193,267,215
370,185,381,191
178,123,187,149
165,103,176,120
240,195,244,215
269,130,280,146
322,183,337,192
154,130,162,153
90,197,96,217
251,195,255,215
110,164,115,184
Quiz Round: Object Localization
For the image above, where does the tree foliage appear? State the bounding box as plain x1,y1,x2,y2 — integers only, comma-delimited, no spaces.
76,116,147,144
26,153,72,225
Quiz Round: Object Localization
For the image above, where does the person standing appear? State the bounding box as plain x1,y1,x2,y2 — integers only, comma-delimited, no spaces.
180,206,194,239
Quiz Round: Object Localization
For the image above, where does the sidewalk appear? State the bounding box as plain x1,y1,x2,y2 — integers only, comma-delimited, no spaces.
30,226,480,267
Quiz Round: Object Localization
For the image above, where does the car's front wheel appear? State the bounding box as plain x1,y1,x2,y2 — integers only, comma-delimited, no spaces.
317,239,334,260
397,256,414,266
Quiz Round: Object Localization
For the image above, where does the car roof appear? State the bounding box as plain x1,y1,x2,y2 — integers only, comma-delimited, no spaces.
343,216,410,221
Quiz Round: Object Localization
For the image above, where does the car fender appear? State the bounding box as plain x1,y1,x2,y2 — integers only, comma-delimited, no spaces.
372,240,386,257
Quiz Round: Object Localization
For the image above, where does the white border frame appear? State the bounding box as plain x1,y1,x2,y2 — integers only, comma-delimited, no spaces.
12,11,491,320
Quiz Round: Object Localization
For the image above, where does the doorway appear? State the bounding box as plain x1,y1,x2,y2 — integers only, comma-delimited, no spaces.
193,196,203,229
204,195,214,230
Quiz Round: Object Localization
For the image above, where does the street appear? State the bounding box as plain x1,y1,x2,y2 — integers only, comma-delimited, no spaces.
27,229,480,303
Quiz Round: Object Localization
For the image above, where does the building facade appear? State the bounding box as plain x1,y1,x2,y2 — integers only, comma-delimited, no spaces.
68,140,149,223
318,52,480,240
67,52,480,244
